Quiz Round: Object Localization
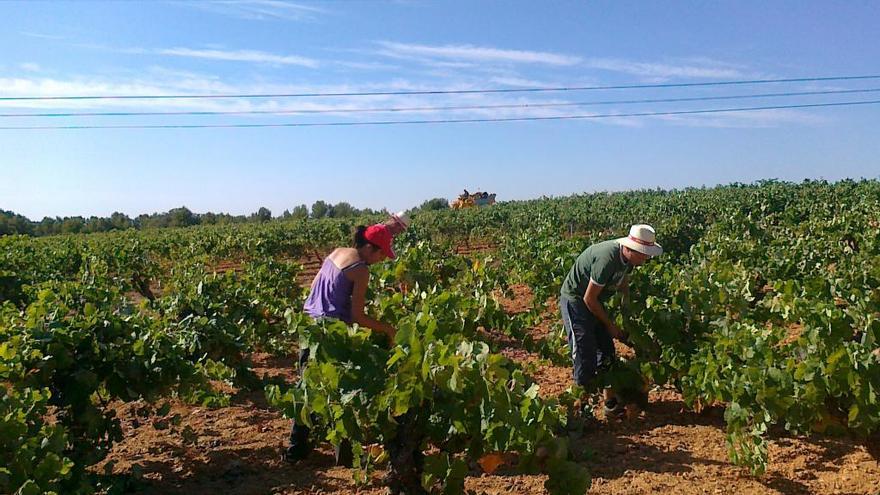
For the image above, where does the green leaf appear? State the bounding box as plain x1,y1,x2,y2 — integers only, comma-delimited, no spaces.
544,458,591,495
0,343,15,360
848,404,859,424
16,480,41,495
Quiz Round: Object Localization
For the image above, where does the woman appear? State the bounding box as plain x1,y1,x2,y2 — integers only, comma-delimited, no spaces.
285,223,398,463
303,223,397,337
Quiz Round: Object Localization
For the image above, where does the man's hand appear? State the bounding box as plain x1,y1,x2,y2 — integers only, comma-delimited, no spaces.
607,323,629,343
585,280,631,345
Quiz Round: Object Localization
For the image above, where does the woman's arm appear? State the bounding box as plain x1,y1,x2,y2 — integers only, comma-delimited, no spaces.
349,267,397,339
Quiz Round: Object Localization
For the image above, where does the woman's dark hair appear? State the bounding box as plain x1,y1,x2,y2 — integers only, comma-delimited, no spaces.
354,225,369,247
354,225,381,252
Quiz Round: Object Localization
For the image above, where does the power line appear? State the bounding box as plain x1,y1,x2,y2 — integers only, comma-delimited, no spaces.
3,75,880,102
4,87,880,119
2,99,877,130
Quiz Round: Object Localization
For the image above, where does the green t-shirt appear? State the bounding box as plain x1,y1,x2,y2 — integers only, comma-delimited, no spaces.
560,239,632,301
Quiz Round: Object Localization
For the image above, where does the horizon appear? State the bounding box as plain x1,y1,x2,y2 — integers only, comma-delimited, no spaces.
6,175,877,223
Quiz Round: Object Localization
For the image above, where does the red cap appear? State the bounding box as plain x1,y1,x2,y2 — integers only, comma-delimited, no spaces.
364,224,396,259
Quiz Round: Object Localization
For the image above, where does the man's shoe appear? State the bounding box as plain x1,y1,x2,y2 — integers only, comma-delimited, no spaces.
283,442,312,463
334,440,354,467
603,397,626,419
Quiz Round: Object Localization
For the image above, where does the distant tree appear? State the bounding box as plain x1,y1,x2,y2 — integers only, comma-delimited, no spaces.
252,207,272,223
60,217,84,234
0,215,9,236
217,213,237,225
417,198,450,211
291,204,309,219
311,200,330,219
109,212,133,231
167,207,197,228
134,214,151,229
0,210,34,236
330,202,357,218
36,217,60,236
199,212,218,225
83,216,112,233
144,213,168,229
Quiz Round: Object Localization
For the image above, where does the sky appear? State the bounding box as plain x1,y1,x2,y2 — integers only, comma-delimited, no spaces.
1,0,879,220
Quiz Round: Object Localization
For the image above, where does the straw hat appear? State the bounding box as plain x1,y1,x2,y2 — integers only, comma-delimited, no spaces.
618,224,663,257
390,211,410,229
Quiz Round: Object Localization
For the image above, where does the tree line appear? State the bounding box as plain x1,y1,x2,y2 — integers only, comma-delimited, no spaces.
0,198,450,237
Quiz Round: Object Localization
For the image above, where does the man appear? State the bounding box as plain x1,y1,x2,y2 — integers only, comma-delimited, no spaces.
559,224,662,417
384,211,410,236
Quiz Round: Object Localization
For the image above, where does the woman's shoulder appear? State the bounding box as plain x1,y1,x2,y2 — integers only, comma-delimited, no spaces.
328,247,355,259
329,248,366,269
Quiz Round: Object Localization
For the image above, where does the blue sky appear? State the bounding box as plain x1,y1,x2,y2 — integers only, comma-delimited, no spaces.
2,0,879,219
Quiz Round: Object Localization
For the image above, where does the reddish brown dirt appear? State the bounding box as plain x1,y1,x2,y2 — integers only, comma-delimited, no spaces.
211,241,491,289
296,254,324,287
455,242,496,256
779,323,805,347
99,354,880,495
99,284,880,494
494,284,536,315
208,252,325,287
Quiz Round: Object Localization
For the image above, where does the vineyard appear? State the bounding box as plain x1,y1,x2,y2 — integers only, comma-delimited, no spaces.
2,179,880,494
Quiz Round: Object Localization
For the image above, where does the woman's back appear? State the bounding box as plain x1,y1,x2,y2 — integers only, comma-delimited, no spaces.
302,248,366,323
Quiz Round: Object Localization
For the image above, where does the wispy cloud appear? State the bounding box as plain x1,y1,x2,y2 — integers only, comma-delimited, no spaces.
20,63,42,72
181,0,328,21
19,31,67,40
0,74,424,112
154,47,319,67
72,41,319,68
0,65,822,130
0,73,581,119
655,109,826,128
488,76,564,88
332,60,399,71
375,41,582,66
584,57,747,80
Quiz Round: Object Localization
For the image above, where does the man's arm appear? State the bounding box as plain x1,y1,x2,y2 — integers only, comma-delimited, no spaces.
620,274,630,307
583,279,626,341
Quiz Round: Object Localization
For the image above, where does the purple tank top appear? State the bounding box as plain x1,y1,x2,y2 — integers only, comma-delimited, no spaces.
303,258,365,323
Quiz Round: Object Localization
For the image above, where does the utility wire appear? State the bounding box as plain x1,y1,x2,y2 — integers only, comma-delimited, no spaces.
2,99,878,130
4,87,880,118
3,75,880,101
